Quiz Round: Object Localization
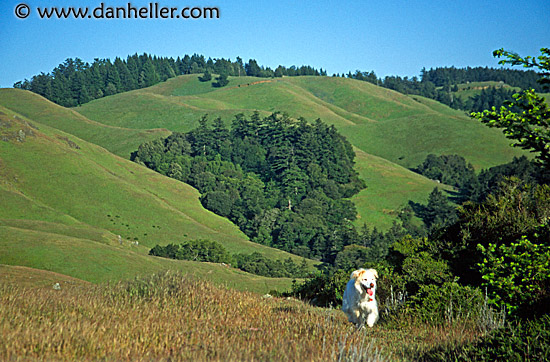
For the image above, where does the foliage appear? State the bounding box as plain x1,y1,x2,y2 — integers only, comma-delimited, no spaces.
334,244,371,271
349,65,543,111
333,223,410,269
439,179,550,275
288,268,351,307
472,48,550,170
213,72,229,87
473,88,550,169
409,187,457,232
149,239,232,264
149,240,311,278
387,236,452,295
469,86,518,113
133,113,367,263
199,69,212,82
233,252,310,278
477,231,550,315
463,155,542,203
492,47,549,87
423,314,550,361
14,54,327,107
414,154,476,189
409,282,484,325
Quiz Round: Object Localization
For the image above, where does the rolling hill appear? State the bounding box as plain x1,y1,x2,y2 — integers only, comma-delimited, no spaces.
0,102,311,292
75,75,522,169
72,75,524,228
0,74,527,290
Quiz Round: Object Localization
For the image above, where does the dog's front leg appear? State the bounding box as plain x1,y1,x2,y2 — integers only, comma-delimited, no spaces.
366,312,377,327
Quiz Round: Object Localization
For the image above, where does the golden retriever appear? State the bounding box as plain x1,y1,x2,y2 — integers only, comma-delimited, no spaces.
342,268,379,328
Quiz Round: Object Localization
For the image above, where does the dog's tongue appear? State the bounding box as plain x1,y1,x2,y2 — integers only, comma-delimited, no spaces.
367,288,373,296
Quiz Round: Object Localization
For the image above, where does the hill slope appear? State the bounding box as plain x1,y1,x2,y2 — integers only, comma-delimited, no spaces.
1,88,445,230
0,103,310,292
72,75,523,228
0,89,169,158
76,75,523,169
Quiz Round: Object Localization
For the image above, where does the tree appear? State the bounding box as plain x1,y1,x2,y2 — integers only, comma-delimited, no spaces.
472,48,550,170
421,187,457,231
245,59,261,77
199,69,212,82
139,58,159,87
213,73,229,87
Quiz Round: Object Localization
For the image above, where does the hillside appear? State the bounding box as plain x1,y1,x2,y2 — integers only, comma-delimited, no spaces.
0,89,169,158
76,75,523,169
72,75,523,228
0,102,312,292
2,76,526,234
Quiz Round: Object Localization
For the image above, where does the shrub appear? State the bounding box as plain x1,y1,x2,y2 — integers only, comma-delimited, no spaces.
409,281,484,325
388,236,452,295
477,231,550,316
234,252,310,278
289,269,350,307
423,314,550,361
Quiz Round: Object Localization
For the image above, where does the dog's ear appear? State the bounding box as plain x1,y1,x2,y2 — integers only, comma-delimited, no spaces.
351,269,365,280
368,268,378,279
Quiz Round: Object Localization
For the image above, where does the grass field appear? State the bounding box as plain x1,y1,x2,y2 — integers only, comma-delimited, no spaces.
0,89,170,159
0,270,483,361
2,76,525,231
0,76,529,361
351,148,450,229
0,103,314,291
0,75,527,290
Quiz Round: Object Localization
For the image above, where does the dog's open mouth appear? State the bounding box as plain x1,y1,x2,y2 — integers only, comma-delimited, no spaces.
361,282,374,296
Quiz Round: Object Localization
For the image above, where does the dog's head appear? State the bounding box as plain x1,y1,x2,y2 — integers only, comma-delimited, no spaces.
351,268,378,300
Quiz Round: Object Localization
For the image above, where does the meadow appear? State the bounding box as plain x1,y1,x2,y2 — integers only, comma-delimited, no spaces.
0,269,485,361
0,103,313,291
75,75,522,169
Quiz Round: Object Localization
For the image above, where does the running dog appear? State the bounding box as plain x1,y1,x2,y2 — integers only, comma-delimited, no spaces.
342,268,379,328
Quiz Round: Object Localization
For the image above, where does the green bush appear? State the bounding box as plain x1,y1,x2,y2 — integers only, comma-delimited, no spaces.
477,231,550,315
423,314,550,361
409,281,484,325
289,269,350,307
233,252,310,278
388,236,452,295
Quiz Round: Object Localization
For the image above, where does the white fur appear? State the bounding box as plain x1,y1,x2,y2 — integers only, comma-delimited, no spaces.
342,268,379,328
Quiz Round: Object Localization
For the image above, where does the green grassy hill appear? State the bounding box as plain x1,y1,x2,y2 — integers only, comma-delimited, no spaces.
0,103,311,292
71,75,523,228
0,89,170,158
0,75,527,288
76,75,522,169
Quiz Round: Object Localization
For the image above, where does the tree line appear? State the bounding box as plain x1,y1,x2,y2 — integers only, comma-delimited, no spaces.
347,65,544,112
148,239,310,278
13,53,327,107
15,51,543,113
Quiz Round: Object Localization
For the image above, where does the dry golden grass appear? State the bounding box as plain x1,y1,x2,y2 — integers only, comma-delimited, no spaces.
0,271,481,361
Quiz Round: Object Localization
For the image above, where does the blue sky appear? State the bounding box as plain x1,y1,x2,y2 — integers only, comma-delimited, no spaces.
0,0,548,87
